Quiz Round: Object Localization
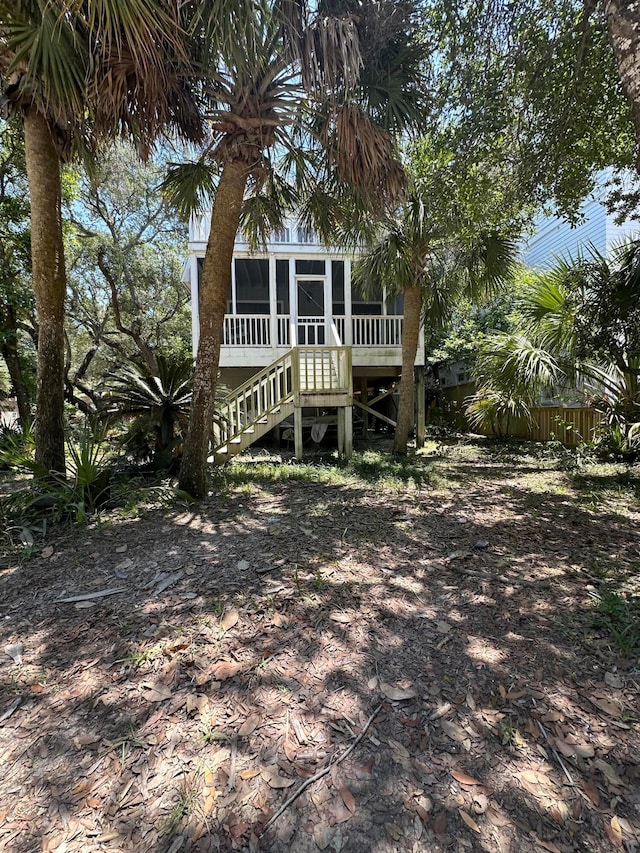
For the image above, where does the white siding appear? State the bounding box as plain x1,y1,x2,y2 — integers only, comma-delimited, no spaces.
521,172,640,270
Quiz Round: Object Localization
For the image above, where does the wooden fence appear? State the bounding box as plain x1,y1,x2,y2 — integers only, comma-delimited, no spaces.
441,383,602,445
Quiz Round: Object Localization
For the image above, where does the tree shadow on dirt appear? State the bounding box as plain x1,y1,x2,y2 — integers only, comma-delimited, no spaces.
0,452,638,852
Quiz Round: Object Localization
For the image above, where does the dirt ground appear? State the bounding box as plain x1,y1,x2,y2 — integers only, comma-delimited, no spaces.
0,440,639,853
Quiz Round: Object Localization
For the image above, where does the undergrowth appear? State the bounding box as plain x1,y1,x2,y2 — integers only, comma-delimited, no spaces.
596,591,640,657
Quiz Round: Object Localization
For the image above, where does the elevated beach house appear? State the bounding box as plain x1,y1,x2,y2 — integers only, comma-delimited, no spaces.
183,214,425,460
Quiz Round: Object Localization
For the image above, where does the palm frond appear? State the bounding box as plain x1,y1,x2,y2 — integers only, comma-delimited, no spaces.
161,160,219,218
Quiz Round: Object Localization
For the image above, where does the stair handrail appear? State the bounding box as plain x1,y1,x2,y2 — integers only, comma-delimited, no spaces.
214,350,295,448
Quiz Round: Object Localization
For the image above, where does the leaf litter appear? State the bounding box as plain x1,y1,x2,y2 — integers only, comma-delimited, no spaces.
0,443,639,852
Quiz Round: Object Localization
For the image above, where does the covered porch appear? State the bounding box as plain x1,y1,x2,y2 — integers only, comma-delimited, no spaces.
185,252,424,369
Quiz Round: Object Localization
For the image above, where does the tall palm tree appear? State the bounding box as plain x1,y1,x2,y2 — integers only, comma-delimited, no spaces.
353,187,518,454
167,0,426,497
0,0,201,474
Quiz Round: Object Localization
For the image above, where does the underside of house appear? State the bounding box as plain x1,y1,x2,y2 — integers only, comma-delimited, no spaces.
184,216,425,460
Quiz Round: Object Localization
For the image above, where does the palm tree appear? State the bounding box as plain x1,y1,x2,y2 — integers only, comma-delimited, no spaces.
353,185,518,454
167,0,426,497
0,0,201,475
469,240,640,451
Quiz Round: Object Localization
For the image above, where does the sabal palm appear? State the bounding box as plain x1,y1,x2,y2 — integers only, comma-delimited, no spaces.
471,241,640,438
354,189,517,453
0,0,200,474
170,0,425,497
521,243,640,421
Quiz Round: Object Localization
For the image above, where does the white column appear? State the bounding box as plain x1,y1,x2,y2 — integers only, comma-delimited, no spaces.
288,257,297,346
268,254,278,354
191,255,200,357
324,260,332,344
344,258,353,345
231,258,237,314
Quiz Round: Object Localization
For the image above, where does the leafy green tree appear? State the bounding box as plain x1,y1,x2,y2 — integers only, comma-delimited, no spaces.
0,0,201,474
65,145,191,410
105,355,193,469
166,0,427,497
423,0,636,217
0,119,36,427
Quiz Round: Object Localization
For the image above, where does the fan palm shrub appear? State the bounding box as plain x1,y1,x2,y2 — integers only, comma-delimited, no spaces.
104,355,193,468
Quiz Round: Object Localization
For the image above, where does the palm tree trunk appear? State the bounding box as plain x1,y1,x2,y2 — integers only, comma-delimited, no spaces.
23,107,66,474
179,159,249,497
393,285,421,454
604,1,640,165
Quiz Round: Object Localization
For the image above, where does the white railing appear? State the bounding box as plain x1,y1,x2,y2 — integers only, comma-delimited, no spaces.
215,351,295,448
220,313,404,348
352,315,403,347
277,315,291,346
297,316,325,345
190,213,211,242
223,314,271,347
296,347,351,393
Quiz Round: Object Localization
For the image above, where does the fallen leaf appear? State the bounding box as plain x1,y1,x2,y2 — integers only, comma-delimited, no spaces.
498,684,507,699
535,839,561,853
485,805,512,827
581,778,600,807
262,769,295,789
141,682,172,702
239,768,261,780
605,817,623,848
458,808,481,834
594,759,625,787
211,660,244,681
4,643,23,665
440,719,467,742
590,695,622,718
329,611,352,624
338,783,356,814
238,715,260,737
220,609,239,631
433,811,448,835
380,682,418,701
452,771,480,787
272,612,287,628
604,672,624,689
385,823,403,841
313,821,333,850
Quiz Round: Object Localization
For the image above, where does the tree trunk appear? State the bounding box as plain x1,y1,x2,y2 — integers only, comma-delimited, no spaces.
604,1,640,164
393,285,421,454
178,159,249,497
23,107,66,474
1,303,31,429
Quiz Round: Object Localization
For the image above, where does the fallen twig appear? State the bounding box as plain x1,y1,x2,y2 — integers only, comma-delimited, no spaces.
536,719,575,785
58,588,125,602
261,702,383,836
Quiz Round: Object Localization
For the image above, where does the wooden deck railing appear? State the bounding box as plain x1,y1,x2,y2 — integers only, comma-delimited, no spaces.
214,345,352,450
220,314,405,349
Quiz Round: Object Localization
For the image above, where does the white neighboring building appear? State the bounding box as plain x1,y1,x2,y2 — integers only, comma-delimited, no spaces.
522,174,640,269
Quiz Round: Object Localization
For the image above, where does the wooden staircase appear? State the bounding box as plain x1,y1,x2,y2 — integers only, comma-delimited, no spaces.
211,345,352,463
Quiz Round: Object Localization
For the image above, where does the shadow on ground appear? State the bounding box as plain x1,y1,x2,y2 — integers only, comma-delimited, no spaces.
0,443,639,853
